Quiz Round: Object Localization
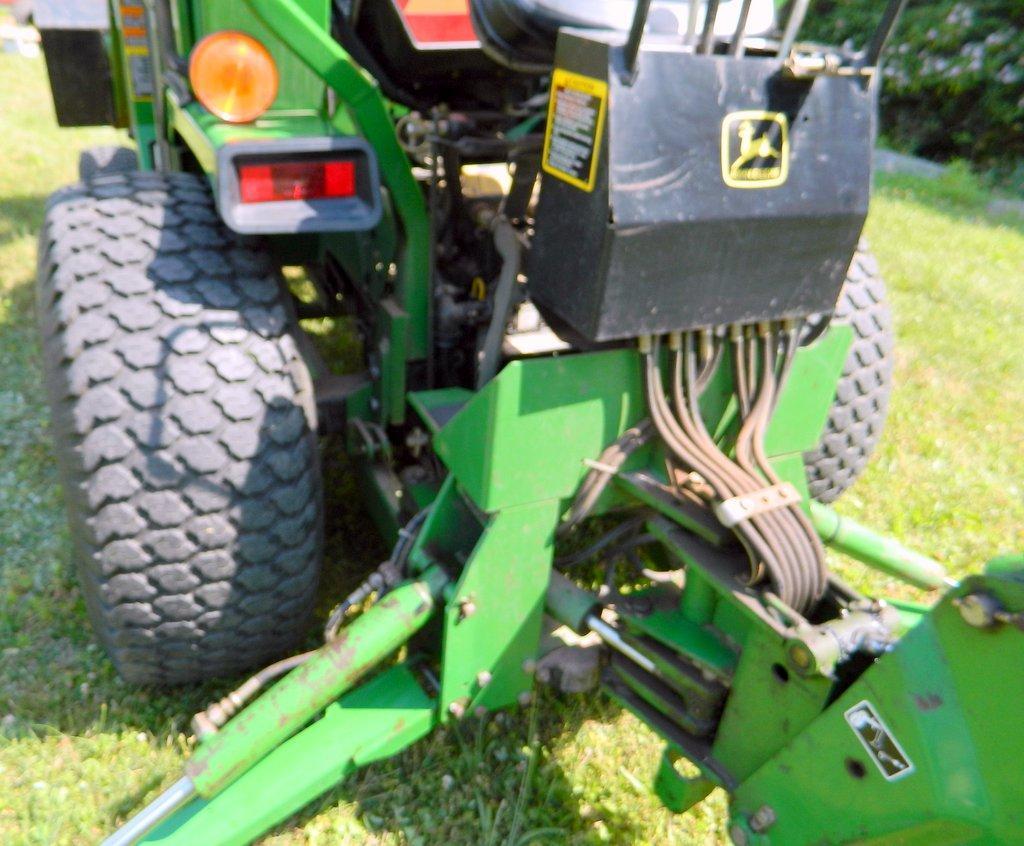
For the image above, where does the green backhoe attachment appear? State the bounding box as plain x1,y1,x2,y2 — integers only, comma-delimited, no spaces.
31,0,1023,843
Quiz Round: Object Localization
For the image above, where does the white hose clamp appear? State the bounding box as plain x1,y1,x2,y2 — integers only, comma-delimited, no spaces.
714,482,802,527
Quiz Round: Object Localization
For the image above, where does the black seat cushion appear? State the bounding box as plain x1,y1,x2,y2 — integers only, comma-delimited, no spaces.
470,0,776,71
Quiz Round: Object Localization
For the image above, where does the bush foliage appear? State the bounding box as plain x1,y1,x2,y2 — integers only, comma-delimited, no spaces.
805,1,1024,170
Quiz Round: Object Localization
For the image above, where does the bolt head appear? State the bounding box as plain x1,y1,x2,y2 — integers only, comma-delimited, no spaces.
476,670,493,688
522,658,537,675
729,824,749,846
749,805,777,833
517,690,533,707
787,643,813,670
474,705,489,718
957,593,1002,629
448,700,466,719
458,598,477,620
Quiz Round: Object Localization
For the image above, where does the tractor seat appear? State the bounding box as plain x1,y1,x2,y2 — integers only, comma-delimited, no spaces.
470,0,776,71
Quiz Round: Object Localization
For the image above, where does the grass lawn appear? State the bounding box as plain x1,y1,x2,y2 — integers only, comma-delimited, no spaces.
1,52,1022,846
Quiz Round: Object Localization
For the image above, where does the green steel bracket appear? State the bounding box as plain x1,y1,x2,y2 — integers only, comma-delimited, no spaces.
764,325,852,456
654,749,717,814
711,621,835,784
728,564,1024,844
546,570,600,633
403,477,558,717
433,349,647,513
620,583,738,681
142,664,435,846
438,496,560,716
431,327,850,516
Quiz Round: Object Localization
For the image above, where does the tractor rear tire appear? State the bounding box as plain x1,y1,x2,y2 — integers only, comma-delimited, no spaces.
37,172,323,685
78,146,139,183
803,244,894,503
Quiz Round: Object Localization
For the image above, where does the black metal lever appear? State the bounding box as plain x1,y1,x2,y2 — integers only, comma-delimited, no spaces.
622,0,654,83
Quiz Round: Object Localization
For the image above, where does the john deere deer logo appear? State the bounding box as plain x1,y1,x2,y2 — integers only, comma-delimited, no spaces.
721,111,789,188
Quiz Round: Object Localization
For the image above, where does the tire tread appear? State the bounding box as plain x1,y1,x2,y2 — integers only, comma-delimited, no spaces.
37,172,322,684
804,242,894,503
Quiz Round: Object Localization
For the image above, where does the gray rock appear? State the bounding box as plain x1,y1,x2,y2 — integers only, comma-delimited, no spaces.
987,198,1024,218
874,149,947,179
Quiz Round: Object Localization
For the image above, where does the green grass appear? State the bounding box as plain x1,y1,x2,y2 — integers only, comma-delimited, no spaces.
1,52,1022,845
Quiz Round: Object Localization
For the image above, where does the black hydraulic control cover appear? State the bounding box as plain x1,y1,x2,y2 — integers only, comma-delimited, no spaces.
528,31,877,343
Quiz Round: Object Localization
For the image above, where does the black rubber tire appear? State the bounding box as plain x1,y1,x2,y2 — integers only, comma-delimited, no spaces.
78,147,139,183
804,244,895,503
37,172,323,685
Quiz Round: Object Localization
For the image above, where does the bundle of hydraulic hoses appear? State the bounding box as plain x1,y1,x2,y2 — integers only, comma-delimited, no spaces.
641,326,827,614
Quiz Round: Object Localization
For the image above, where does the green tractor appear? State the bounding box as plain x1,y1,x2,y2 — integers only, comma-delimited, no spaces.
32,0,1023,843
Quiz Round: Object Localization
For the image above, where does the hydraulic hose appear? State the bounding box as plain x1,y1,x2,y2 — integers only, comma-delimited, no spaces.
677,338,801,581
643,344,789,602
560,420,654,536
642,329,827,613
192,650,318,740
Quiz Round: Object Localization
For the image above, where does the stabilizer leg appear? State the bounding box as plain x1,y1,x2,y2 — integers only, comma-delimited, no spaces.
141,664,435,846
104,571,446,845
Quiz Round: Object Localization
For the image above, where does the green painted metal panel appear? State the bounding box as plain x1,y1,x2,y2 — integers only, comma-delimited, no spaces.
729,568,1024,844
142,665,435,846
711,626,835,783
764,325,852,456
434,328,850,515
170,0,196,57
439,498,561,714
170,97,337,174
381,297,409,426
408,387,473,435
434,349,647,512
108,1,156,168
190,0,329,113
351,459,403,546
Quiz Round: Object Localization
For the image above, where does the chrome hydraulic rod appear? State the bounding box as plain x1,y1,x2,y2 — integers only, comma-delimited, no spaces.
546,571,657,674
101,777,196,846
587,614,658,674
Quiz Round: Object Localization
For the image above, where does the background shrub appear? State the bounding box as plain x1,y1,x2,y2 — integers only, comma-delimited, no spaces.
804,1,1024,176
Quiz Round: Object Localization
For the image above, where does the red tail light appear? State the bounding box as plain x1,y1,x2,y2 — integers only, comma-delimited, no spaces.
238,160,357,204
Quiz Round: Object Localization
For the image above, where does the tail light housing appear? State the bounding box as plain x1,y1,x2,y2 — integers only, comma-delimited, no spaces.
216,138,382,234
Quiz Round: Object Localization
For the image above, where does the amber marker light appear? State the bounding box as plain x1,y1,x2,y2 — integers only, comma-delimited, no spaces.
189,31,279,124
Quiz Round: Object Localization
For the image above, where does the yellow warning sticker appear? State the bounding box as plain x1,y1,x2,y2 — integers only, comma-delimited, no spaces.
721,110,789,189
542,69,609,193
